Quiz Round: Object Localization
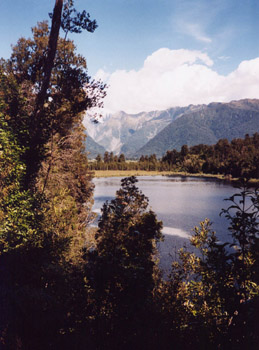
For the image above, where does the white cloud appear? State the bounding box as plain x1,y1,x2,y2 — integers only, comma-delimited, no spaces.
94,68,111,82
96,48,259,114
180,22,212,43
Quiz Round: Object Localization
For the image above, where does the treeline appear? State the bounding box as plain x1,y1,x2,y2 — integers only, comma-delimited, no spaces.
90,133,259,179
0,2,258,350
89,152,160,171
162,134,259,178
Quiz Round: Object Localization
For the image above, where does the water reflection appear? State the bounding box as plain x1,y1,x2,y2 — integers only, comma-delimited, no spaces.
162,226,190,239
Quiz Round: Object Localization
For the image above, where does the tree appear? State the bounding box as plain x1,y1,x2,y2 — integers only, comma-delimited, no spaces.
118,153,126,162
180,144,188,158
161,149,179,170
85,177,163,348
0,3,104,246
159,183,259,349
1,1,105,189
95,154,102,162
103,151,109,163
53,0,98,40
0,1,105,348
109,151,114,163
34,0,63,120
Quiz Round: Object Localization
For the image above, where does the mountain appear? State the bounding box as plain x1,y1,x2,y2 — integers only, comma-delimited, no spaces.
84,134,106,159
120,106,203,157
84,105,202,156
84,99,259,159
134,99,259,157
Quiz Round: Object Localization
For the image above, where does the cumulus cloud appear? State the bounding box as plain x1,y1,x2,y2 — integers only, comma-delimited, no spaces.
95,48,259,114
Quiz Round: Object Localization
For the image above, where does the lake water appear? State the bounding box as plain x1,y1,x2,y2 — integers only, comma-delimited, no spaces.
93,176,238,273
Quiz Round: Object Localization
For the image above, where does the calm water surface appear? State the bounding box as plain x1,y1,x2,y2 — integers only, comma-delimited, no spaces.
93,176,237,272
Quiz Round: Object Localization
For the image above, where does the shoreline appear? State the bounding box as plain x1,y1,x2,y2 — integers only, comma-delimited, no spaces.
92,170,259,186
93,170,224,179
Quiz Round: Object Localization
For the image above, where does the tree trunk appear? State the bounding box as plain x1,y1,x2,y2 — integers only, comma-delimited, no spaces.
25,0,63,189
35,0,63,114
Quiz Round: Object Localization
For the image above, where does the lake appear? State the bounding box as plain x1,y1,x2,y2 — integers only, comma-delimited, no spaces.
93,176,238,273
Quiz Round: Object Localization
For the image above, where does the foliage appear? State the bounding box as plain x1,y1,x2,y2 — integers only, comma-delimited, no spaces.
0,1,258,349
89,152,161,171
158,184,259,349
0,112,74,350
85,176,163,348
55,0,98,38
162,134,259,178
0,1,103,349
1,18,105,188
37,124,95,262
0,114,41,251
89,134,259,180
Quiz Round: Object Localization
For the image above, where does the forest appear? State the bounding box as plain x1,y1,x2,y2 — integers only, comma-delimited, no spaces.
90,133,259,180
0,1,258,349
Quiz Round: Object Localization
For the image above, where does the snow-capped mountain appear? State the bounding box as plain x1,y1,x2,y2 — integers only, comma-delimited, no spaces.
84,99,259,159
83,106,198,156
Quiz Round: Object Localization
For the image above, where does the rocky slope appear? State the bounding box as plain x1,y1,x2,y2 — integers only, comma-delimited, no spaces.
84,99,259,158
135,99,259,157
84,105,203,156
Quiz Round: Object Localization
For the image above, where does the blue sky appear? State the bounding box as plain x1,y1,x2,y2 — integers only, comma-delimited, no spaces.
1,0,259,113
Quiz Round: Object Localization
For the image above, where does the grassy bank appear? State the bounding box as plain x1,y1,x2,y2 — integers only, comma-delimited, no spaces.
93,170,225,180
92,170,259,186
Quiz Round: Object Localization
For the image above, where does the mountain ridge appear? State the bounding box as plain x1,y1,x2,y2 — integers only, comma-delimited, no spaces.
84,134,106,159
84,99,259,158
135,99,259,157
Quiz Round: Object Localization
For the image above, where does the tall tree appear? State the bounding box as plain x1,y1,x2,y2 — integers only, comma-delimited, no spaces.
0,1,105,348
34,0,63,117
85,177,163,348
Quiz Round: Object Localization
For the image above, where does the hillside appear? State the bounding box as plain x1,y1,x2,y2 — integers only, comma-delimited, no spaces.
134,99,259,157
121,106,202,157
84,105,202,156
84,99,259,158
85,134,106,159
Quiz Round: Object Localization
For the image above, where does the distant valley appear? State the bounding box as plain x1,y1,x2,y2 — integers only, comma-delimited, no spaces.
84,99,259,158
